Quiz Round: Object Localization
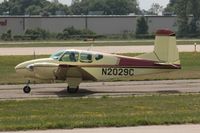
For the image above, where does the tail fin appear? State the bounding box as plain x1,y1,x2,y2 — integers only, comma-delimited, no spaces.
137,29,180,65
154,29,180,64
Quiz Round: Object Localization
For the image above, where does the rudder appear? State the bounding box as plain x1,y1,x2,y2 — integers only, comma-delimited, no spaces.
154,29,180,64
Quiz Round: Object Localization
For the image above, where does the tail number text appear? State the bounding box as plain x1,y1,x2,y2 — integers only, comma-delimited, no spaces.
102,68,134,76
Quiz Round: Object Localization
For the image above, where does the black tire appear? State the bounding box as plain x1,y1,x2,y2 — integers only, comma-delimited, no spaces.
23,86,31,93
67,86,79,93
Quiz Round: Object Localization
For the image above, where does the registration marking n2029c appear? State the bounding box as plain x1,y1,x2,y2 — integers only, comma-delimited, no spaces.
102,68,134,76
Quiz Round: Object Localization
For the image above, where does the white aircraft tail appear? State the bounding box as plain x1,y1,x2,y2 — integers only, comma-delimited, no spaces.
137,29,180,65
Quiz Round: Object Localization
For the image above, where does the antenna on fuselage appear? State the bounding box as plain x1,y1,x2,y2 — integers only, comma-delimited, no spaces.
87,44,93,51
86,37,95,51
33,50,36,59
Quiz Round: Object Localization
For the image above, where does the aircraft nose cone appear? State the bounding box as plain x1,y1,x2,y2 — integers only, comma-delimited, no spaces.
15,64,23,74
15,63,35,78
15,63,23,71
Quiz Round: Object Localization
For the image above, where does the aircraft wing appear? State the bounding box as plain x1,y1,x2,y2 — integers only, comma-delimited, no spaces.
55,64,97,81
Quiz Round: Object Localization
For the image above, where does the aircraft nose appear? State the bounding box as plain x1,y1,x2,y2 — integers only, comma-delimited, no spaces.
15,63,23,71
15,63,25,74
15,62,28,71
15,63,35,78
15,64,22,70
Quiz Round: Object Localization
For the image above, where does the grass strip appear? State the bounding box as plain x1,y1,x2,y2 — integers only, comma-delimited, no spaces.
0,94,200,131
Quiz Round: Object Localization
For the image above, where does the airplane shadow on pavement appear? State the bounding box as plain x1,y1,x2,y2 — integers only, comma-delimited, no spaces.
32,88,181,98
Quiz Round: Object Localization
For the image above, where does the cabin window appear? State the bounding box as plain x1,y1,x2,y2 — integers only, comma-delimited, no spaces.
80,52,93,63
60,51,79,62
95,54,103,61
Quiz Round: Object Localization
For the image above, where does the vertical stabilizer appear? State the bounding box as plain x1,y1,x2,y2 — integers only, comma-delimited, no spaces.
154,29,180,64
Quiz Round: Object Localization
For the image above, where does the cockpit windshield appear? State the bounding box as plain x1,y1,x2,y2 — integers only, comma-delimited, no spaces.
50,50,65,60
60,51,79,62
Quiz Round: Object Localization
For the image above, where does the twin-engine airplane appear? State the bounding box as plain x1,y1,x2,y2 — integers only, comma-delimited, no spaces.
15,29,181,93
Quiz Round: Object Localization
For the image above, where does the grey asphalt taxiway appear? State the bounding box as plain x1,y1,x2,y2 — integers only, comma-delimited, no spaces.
1,79,200,100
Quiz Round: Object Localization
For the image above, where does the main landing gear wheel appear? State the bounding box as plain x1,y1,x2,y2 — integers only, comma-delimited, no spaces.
23,86,31,93
67,86,79,93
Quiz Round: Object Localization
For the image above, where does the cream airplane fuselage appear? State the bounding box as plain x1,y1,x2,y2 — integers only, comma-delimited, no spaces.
15,29,181,93
15,50,177,80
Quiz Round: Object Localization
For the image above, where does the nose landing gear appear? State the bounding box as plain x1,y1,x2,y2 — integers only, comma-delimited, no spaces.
23,80,31,93
23,86,31,93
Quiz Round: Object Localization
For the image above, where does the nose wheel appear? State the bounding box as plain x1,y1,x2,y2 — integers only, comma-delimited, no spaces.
23,86,31,93
23,80,31,93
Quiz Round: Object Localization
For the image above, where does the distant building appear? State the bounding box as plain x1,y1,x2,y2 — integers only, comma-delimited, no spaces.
0,15,179,35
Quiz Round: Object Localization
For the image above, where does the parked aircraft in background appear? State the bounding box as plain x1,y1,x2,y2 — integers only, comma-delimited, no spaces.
15,29,181,93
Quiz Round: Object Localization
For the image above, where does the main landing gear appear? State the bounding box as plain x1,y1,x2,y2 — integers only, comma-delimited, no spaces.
66,77,81,93
23,80,31,93
67,86,79,93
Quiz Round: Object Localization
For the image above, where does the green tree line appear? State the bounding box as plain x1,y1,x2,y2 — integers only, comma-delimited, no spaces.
0,0,139,15
165,0,200,37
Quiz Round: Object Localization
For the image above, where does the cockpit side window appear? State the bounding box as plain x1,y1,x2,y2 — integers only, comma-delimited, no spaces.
80,52,93,63
60,51,79,62
95,54,103,61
